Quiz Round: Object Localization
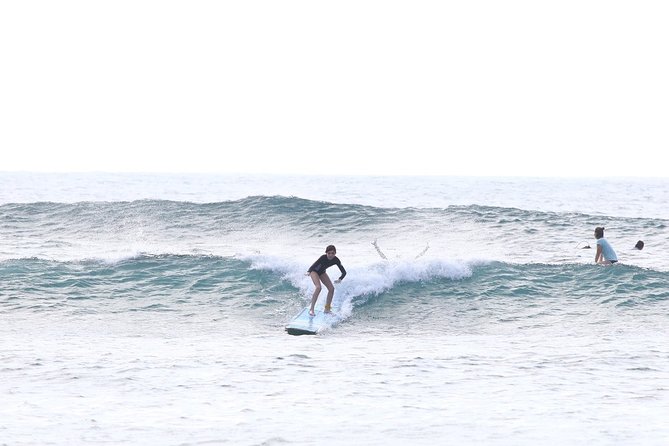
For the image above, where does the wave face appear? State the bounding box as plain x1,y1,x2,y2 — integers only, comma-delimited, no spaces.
2,254,667,330
1,196,667,270
3,192,667,331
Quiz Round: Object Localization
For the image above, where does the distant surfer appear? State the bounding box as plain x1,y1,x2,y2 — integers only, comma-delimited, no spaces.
372,239,430,260
594,227,618,265
307,245,346,316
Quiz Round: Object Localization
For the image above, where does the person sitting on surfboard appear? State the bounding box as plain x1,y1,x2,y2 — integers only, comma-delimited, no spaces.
307,245,346,316
594,227,618,265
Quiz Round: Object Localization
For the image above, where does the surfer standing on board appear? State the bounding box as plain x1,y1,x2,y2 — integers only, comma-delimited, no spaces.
307,245,346,316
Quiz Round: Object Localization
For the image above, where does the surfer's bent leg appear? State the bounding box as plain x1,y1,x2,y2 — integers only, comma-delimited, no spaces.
309,271,321,316
320,273,335,313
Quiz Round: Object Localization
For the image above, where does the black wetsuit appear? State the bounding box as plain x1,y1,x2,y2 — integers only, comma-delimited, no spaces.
308,255,346,280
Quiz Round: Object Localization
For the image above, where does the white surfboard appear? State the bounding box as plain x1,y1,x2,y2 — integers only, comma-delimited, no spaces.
285,307,341,335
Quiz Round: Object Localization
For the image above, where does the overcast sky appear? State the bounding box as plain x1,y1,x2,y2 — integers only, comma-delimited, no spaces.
1,1,667,176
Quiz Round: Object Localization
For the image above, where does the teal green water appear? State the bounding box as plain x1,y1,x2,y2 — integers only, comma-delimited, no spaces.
2,255,666,332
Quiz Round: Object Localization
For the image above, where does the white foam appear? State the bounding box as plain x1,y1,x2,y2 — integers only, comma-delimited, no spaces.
241,252,476,320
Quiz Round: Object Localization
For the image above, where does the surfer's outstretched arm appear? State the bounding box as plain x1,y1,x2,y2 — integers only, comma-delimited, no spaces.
415,242,430,259
372,239,388,260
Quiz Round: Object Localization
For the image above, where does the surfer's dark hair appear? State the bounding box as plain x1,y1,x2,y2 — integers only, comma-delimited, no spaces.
635,240,644,250
325,245,336,253
594,227,605,239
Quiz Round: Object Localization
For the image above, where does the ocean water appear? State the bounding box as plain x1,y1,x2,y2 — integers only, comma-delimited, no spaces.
1,172,668,445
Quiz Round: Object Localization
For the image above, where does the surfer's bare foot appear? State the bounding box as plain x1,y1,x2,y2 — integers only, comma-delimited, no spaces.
309,309,315,316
